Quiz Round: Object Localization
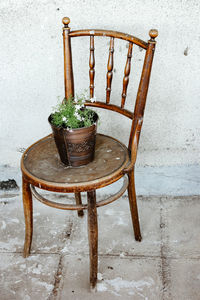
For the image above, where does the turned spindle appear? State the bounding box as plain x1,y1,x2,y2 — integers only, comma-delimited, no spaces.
121,42,133,109
106,37,114,104
89,36,95,98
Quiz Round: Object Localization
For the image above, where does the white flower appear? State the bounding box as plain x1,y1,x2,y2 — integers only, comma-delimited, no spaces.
74,112,79,118
90,96,96,103
74,111,82,121
77,115,82,121
62,117,67,122
75,104,81,110
74,98,78,103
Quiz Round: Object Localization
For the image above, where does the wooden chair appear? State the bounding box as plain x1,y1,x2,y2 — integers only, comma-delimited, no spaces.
21,17,158,289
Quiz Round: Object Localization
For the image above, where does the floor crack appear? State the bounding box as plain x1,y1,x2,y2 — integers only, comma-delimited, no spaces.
48,254,64,300
48,217,74,300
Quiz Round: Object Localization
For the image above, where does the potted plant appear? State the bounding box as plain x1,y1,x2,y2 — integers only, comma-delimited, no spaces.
48,94,98,167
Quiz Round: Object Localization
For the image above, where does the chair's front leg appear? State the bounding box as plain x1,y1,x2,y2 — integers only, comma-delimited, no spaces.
87,190,98,290
22,177,33,257
128,168,142,241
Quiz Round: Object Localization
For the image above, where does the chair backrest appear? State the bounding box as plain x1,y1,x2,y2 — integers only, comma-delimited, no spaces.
62,17,158,155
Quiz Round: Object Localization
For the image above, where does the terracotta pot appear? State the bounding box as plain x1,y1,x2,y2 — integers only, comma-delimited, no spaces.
48,113,98,167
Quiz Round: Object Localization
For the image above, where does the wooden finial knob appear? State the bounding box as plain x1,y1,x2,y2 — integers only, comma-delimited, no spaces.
149,29,158,40
62,17,70,26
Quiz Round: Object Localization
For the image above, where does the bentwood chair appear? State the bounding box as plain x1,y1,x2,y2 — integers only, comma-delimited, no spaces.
21,17,158,289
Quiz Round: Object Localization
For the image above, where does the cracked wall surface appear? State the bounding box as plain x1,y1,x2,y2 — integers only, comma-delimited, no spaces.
0,0,200,167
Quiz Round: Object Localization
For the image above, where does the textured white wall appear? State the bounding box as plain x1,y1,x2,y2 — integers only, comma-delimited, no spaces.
0,0,200,167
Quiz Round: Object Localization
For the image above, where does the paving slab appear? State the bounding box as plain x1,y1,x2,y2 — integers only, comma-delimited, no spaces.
60,255,162,299
166,258,200,300
161,196,200,258
0,196,25,252
0,253,60,300
66,196,161,257
0,195,74,254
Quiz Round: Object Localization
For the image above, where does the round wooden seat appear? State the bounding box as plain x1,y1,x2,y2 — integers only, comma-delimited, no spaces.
21,133,130,192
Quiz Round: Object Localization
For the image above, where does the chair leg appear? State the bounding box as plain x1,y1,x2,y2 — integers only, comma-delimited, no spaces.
22,177,33,257
75,192,84,217
128,168,142,241
87,190,98,290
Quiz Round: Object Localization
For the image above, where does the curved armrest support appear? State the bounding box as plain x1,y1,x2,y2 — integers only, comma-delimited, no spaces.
123,118,143,173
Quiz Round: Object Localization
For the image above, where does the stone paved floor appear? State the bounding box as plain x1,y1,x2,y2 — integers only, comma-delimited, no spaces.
0,191,200,299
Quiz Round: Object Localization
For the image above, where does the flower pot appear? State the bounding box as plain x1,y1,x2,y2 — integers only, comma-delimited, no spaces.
48,113,98,167
48,116,69,165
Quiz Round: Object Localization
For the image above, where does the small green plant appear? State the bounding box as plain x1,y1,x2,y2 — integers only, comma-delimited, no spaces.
51,93,97,129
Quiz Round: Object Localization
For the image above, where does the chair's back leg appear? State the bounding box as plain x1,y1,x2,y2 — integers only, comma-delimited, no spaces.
75,192,84,217
87,190,98,289
22,177,33,257
62,17,74,99
127,168,142,241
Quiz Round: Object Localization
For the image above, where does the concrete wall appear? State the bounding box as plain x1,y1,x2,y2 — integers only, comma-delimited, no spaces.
1,0,200,168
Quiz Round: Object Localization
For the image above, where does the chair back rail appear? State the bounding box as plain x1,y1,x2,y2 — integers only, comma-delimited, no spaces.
62,17,158,162
69,29,148,49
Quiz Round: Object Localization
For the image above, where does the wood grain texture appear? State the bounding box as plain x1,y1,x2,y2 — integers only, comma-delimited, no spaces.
129,39,156,151
30,175,128,210
21,134,129,193
75,192,84,216
133,42,155,118
22,177,33,257
127,168,142,241
106,37,114,104
69,29,148,49
63,21,74,99
121,42,133,108
87,190,98,289
89,35,95,98
85,101,133,119
123,118,143,173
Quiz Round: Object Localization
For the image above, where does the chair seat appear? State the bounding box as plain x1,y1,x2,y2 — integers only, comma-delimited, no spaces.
21,133,130,192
